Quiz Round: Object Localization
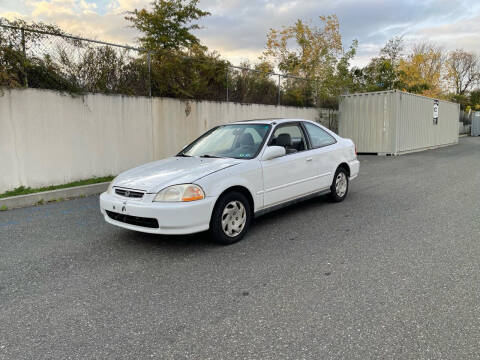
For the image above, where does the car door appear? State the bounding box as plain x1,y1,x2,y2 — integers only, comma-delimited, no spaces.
261,122,319,207
302,122,339,189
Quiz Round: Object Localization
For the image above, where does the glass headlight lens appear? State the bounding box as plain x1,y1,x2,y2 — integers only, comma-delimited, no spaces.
154,184,205,202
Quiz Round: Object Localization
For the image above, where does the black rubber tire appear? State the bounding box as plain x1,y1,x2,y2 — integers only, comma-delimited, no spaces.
209,191,252,245
329,167,349,202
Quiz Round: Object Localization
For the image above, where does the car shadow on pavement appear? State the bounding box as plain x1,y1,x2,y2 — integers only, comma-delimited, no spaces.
113,193,335,251
115,228,216,252
251,194,332,228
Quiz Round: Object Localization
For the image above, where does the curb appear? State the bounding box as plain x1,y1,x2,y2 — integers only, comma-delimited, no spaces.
0,182,109,210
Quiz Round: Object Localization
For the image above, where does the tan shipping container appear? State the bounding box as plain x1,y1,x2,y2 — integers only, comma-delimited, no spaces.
339,90,459,155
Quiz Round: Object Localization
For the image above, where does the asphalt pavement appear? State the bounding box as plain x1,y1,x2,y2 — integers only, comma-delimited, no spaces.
1,137,480,359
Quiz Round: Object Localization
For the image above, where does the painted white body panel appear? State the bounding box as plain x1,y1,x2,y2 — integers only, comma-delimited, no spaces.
99,119,360,235
100,192,217,234
261,150,319,207
196,160,264,211
112,157,241,193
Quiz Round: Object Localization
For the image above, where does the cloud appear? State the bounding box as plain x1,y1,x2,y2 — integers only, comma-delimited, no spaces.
27,0,98,17
194,0,480,66
1,0,479,66
405,14,480,56
113,0,149,13
1,11,24,20
1,0,140,43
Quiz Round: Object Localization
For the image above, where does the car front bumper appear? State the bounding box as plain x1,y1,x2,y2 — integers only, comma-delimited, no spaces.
99,192,217,235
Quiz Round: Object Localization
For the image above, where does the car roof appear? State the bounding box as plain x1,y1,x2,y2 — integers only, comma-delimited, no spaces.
232,118,313,125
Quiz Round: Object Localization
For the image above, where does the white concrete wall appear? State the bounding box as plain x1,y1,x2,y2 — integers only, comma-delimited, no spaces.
0,88,320,193
152,97,321,159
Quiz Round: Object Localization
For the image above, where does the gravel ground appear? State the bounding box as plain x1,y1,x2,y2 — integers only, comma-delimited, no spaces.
1,137,479,360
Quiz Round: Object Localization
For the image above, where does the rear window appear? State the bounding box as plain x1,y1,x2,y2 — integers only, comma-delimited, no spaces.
304,122,336,148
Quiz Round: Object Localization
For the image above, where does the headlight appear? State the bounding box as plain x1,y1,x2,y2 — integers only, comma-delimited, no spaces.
154,184,205,202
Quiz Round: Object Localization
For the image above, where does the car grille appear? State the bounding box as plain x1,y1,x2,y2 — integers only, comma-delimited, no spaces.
114,188,144,199
106,210,159,229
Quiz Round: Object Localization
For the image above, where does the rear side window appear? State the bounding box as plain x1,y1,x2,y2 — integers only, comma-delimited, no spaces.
304,122,336,148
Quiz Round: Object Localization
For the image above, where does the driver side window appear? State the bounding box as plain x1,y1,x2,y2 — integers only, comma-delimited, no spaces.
270,124,307,154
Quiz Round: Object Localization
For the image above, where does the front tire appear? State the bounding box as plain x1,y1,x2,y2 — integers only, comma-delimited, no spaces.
329,167,349,202
210,192,251,245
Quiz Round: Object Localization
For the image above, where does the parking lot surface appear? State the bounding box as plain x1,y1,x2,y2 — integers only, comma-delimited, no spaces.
1,137,480,359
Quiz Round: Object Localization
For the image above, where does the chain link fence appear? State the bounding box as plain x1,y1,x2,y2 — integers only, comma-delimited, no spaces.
0,24,150,96
0,24,318,107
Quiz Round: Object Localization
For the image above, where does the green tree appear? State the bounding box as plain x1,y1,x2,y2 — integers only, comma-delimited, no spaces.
227,61,279,104
380,36,404,65
262,15,358,108
0,18,81,91
353,58,397,91
354,36,404,92
125,0,210,51
470,89,480,109
125,1,233,101
449,93,469,110
397,42,445,98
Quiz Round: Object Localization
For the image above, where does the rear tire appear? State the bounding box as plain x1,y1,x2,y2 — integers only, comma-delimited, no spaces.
209,191,251,245
329,167,349,202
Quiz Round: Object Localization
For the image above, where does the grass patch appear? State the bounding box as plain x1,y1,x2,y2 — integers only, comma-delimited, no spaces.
0,205,7,211
0,176,114,199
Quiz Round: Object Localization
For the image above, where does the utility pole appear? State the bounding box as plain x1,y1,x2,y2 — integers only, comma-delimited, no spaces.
147,51,152,97
226,69,229,102
21,28,28,87
277,74,281,105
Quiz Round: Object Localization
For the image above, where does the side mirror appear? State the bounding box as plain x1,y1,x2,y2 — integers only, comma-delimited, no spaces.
262,145,286,161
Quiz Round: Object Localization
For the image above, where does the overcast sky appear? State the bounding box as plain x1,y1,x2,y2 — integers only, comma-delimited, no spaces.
1,0,480,67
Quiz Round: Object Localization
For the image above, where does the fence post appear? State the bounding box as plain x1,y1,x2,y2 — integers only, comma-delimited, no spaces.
277,74,281,106
147,51,152,97
21,28,28,87
226,67,229,102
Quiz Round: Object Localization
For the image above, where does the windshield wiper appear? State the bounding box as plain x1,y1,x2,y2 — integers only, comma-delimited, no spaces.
200,154,222,158
176,153,191,157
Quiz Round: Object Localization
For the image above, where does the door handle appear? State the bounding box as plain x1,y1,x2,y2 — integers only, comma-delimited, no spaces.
306,157,313,162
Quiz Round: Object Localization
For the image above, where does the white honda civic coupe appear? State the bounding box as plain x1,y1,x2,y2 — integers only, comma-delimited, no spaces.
100,118,359,244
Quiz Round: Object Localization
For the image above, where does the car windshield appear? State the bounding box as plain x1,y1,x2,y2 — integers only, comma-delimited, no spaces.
178,124,271,159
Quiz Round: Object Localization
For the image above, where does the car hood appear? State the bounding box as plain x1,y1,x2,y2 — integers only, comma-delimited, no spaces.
113,157,241,193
